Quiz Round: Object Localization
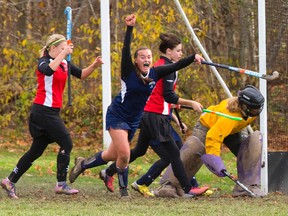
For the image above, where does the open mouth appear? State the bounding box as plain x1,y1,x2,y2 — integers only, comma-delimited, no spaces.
143,62,150,67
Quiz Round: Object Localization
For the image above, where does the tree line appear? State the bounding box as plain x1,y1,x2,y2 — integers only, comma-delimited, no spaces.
0,0,287,149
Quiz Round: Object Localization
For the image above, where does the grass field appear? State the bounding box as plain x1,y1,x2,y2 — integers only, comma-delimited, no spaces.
0,144,288,216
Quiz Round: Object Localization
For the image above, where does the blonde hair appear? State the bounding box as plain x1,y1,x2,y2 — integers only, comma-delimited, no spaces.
227,97,241,113
39,34,66,57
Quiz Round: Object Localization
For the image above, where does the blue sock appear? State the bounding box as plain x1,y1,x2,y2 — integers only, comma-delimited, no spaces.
82,151,106,169
117,166,129,188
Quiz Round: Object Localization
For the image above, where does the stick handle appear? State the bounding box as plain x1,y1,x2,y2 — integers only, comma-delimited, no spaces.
202,109,243,121
174,108,185,134
65,6,72,106
180,105,242,121
180,105,194,110
201,60,262,79
201,60,230,70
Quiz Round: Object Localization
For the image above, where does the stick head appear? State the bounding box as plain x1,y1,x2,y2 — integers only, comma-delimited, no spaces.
264,71,279,81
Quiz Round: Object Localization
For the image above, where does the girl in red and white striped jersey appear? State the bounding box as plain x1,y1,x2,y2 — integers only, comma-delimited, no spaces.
1,34,103,199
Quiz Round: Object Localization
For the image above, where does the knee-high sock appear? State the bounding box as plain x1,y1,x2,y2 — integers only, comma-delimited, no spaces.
57,151,70,182
117,166,129,188
82,151,106,169
106,162,117,177
9,161,32,184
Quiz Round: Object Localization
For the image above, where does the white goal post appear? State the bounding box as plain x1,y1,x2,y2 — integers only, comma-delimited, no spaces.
258,0,268,195
101,0,112,149
173,0,268,194
100,0,268,194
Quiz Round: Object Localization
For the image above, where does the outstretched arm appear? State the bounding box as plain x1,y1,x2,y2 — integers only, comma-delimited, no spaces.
121,14,136,79
154,54,204,79
81,56,104,79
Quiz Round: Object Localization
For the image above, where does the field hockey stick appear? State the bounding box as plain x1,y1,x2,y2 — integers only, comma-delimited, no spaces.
222,170,258,198
65,6,72,106
181,105,243,121
201,60,279,81
173,108,185,134
196,152,257,197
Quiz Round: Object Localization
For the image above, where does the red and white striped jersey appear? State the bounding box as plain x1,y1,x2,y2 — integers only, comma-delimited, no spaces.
144,56,178,115
33,55,81,108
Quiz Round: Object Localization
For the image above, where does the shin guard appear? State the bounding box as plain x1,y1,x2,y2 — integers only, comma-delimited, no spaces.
83,151,106,169
117,166,129,188
233,130,264,197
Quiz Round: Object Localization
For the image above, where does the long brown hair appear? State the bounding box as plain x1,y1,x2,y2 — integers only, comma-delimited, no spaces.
159,33,181,54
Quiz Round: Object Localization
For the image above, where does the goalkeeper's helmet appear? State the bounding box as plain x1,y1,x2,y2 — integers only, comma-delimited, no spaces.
238,85,265,117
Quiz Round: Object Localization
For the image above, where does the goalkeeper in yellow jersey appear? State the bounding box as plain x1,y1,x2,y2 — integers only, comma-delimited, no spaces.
155,85,265,198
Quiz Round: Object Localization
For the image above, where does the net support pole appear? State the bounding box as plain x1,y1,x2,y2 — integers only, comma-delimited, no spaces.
173,0,232,98
258,0,268,195
173,0,253,133
101,0,112,148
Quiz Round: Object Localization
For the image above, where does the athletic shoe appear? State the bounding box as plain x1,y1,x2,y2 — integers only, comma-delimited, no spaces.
131,181,154,197
55,183,79,195
183,187,197,198
190,186,209,196
119,187,130,198
1,178,18,199
99,169,114,192
69,157,85,183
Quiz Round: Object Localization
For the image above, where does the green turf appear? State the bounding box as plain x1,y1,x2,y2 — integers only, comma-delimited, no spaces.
0,145,287,216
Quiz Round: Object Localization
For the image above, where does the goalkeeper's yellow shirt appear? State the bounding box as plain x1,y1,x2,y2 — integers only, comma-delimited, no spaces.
199,99,256,156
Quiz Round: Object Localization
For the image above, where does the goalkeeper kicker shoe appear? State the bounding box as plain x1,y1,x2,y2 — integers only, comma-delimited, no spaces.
69,157,85,183
131,181,154,197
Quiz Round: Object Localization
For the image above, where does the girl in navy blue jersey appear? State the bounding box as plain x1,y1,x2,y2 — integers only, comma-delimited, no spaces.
69,14,204,198
99,33,207,197
1,34,103,199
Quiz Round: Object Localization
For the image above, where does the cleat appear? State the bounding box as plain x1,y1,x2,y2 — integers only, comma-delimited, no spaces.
183,193,195,198
119,187,130,198
1,178,18,199
69,157,85,183
55,183,79,195
99,169,114,192
190,186,209,196
183,187,197,198
131,181,154,197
